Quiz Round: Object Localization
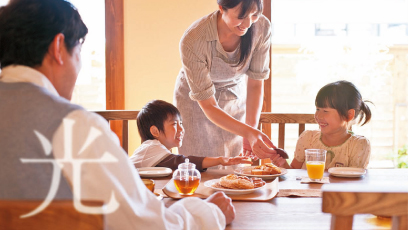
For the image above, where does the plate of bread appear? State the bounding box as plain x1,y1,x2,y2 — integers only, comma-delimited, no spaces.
204,174,266,195
234,163,288,179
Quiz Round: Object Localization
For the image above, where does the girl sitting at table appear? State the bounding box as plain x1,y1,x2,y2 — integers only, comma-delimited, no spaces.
272,80,372,169
129,100,252,171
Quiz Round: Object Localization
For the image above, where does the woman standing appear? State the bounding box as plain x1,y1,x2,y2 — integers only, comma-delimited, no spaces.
174,0,277,160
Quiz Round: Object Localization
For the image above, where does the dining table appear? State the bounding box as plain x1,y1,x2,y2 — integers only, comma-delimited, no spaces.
148,168,408,230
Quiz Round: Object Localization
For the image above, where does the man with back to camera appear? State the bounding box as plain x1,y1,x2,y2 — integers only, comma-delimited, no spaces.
0,0,235,229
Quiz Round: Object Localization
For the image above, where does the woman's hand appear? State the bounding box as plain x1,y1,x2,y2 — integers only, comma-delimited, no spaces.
270,154,288,167
219,156,252,166
242,138,255,159
246,129,279,159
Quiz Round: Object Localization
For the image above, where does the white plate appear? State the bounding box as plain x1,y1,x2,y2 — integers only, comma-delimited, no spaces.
204,179,265,195
137,167,172,178
328,167,366,178
234,166,288,179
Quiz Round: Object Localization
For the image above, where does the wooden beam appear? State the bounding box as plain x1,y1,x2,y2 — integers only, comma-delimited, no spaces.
262,0,272,139
105,0,125,150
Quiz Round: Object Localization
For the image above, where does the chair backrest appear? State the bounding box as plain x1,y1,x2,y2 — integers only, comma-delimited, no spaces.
0,200,104,230
322,184,408,230
258,113,317,149
94,111,317,153
94,110,139,153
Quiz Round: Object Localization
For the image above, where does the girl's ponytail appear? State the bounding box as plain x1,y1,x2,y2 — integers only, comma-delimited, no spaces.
358,100,373,126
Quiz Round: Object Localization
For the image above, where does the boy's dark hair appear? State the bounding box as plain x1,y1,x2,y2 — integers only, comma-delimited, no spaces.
217,0,263,68
137,100,181,142
315,80,372,126
0,0,88,69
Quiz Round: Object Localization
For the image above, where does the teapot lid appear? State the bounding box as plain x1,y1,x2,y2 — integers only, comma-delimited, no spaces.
178,158,196,170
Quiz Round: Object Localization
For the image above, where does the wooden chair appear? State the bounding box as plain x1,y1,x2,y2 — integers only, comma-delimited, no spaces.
258,113,316,149
94,111,317,154
94,110,139,153
322,184,408,230
0,200,104,230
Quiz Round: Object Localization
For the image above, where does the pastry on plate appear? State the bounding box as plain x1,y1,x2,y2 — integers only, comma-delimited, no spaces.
252,163,281,175
214,174,266,190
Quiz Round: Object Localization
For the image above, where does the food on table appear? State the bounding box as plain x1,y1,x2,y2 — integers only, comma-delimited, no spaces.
250,177,265,188
251,163,282,175
212,174,266,190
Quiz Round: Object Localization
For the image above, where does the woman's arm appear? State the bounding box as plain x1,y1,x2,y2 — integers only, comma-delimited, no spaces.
242,78,264,156
245,78,264,128
197,96,277,159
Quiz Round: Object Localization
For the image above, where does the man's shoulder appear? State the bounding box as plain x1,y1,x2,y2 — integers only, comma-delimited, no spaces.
19,82,84,112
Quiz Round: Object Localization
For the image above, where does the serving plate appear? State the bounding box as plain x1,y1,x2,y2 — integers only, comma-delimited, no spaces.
204,179,265,195
163,178,278,201
328,167,366,178
137,167,172,178
234,166,288,179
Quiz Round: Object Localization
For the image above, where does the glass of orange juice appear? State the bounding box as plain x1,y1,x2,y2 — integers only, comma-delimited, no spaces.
305,149,327,181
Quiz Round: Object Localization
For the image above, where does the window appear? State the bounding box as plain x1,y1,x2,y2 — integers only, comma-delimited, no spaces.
271,0,408,167
68,0,106,110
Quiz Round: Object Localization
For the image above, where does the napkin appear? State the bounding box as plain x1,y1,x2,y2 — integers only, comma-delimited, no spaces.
300,176,330,184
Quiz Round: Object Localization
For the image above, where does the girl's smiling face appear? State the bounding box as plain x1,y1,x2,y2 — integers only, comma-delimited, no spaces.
156,115,184,150
315,107,349,135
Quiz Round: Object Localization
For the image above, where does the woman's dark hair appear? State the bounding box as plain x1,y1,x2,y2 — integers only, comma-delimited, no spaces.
217,0,263,67
137,100,181,142
315,80,372,126
0,0,88,69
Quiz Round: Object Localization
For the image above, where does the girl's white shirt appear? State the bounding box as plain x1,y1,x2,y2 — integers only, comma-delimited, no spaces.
294,130,371,169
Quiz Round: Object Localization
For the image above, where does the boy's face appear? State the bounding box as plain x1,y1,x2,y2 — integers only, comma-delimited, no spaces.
157,115,184,150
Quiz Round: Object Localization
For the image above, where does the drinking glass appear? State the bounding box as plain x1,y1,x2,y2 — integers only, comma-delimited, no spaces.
142,179,155,193
305,149,327,181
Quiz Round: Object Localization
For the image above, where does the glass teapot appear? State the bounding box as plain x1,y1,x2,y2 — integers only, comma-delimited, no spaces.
172,159,201,195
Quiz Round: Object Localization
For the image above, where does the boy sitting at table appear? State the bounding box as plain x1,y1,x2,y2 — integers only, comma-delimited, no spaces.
130,100,252,171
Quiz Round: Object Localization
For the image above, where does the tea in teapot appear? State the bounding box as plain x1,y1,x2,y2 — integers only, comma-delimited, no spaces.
173,159,201,195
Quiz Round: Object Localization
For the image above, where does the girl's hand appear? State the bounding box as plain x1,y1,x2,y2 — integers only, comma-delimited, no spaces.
219,156,253,166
